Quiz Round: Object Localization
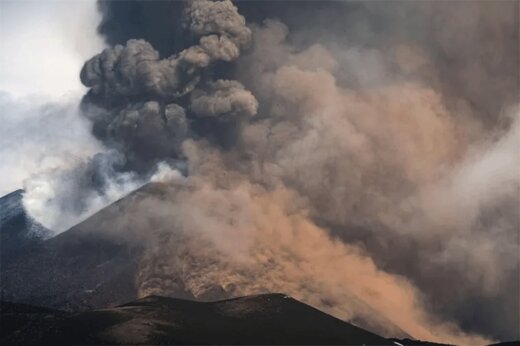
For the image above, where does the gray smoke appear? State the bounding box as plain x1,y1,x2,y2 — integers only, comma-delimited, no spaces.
81,0,255,172
191,80,257,118
71,0,520,343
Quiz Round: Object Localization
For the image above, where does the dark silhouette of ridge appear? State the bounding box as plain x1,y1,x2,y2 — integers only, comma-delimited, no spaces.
0,186,150,310
0,183,406,339
1,293,392,345
0,190,50,264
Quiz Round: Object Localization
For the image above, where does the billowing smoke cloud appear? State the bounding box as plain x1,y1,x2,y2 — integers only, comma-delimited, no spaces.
80,0,255,172
16,0,517,344
22,150,148,231
108,140,498,345
191,80,257,118
231,21,519,340
0,93,142,233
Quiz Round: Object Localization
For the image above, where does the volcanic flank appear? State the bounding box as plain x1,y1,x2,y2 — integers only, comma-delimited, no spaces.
1,294,517,345
0,190,50,264
1,293,395,345
1,183,409,338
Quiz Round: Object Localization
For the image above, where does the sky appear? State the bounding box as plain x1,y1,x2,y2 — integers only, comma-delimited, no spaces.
0,0,103,97
0,0,104,196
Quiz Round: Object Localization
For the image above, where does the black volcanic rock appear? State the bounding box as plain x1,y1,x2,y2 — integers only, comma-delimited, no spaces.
0,190,50,264
0,293,393,345
0,187,147,310
1,184,194,311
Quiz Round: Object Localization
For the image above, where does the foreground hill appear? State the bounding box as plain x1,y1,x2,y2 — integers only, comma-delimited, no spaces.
1,293,393,345
2,294,518,346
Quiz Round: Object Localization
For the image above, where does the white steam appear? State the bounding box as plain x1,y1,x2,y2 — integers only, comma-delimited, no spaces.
0,0,145,232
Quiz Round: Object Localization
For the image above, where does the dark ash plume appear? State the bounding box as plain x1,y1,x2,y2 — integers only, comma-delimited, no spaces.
81,0,256,172
190,80,258,119
72,0,520,343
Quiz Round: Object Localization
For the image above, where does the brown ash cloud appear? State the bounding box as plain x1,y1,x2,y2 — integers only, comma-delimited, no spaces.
74,1,520,343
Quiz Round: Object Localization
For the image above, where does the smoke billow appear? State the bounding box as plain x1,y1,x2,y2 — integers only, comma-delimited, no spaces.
80,0,255,172
25,0,518,344
19,0,256,231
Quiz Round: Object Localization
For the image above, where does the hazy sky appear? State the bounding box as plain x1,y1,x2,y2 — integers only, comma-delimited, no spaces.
0,0,104,97
0,0,104,196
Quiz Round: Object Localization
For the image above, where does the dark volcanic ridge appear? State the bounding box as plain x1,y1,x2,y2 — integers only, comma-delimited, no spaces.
0,293,409,345
2,294,516,346
0,185,150,311
0,190,50,265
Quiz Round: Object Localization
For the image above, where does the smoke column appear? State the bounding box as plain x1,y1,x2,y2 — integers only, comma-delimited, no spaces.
21,0,518,344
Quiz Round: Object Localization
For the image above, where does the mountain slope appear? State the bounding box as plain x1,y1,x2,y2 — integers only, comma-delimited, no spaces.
0,183,403,337
0,293,393,345
0,190,50,264
0,186,148,310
